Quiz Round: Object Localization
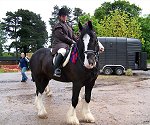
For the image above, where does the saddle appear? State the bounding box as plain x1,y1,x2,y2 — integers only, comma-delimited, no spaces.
53,45,74,67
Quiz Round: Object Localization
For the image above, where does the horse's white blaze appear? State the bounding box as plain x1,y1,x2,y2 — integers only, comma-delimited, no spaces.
98,40,104,52
82,100,95,122
36,94,47,118
83,34,92,69
66,105,79,125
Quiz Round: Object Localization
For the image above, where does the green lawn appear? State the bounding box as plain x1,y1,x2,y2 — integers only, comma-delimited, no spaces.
0,68,4,73
148,59,150,64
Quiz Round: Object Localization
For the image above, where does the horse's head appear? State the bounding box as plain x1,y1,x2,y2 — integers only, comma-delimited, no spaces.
78,21,100,69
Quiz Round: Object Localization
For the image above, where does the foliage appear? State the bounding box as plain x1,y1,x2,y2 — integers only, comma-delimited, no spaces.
73,14,101,36
139,14,150,58
94,0,142,21
125,69,133,76
2,9,48,55
98,10,142,39
0,21,6,56
73,8,84,23
0,68,4,73
1,52,14,57
0,65,19,73
147,59,150,64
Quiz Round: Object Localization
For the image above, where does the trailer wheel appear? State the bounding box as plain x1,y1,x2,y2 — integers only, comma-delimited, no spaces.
115,68,123,75
103,67,113,75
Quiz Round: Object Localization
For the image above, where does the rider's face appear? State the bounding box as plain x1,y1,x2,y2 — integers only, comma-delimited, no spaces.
21,53,25,58
60,15,67,22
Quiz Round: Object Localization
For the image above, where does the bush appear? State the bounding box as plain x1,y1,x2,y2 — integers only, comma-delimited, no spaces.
125,69,133,76
0,68,4,73
1,52,14,57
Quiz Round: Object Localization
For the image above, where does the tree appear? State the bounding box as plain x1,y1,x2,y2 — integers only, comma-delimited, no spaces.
2,9,48,55
0,21,6,56
73,8,84,23
98,10,142,39
94,0,142,21
73,14,101,36
139,14,150,58
2,11,20,57
16,9,48,53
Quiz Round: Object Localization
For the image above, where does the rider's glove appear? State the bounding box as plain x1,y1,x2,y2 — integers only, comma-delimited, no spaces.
71,40,76,47
72,40,76,44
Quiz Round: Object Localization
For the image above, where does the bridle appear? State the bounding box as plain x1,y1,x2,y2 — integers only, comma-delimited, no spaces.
83,37,100,62
74,38,100,68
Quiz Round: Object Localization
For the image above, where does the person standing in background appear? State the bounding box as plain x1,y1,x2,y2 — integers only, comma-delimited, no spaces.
18,53,29,82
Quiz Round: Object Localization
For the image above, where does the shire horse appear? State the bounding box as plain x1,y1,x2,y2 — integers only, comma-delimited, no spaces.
30,21,103,125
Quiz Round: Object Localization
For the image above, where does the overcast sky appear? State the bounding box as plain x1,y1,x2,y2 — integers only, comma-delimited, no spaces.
0,0,150,33
0,0,149,51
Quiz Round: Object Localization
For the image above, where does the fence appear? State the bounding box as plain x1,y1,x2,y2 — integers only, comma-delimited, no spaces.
0,53,33,65
0,57,19,65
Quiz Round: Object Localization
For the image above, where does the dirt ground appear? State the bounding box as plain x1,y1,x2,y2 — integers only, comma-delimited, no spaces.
0,70,150,125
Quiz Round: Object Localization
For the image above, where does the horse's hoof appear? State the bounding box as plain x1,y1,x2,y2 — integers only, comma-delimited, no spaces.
38,109,48,119
66,116,79,125
82,113,95,123
38,113,48,119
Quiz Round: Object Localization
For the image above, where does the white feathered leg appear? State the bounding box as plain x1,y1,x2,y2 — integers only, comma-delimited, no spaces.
35,93,48,119
81,100,95,122
66,105,79,125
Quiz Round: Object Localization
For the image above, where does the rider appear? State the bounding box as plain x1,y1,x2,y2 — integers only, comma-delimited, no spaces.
52,7,77,77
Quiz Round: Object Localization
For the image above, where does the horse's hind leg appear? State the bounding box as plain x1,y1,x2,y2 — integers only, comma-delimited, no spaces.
66,82,82,125
35,77,49,119
81,79,95,123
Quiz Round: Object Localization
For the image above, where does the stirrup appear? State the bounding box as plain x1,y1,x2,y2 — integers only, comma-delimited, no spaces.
53,68,61,77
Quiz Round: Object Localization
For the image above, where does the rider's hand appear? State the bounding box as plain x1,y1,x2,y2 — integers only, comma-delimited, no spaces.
71,40,76,47
72,40,76,44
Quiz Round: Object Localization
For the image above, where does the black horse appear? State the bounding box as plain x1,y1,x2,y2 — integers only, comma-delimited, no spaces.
30,21,104,125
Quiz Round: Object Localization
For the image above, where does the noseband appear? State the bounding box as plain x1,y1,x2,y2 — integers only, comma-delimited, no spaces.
84,50,97,55
84,50,99,62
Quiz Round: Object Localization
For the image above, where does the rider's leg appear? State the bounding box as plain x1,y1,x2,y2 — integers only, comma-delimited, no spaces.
53,48,66,77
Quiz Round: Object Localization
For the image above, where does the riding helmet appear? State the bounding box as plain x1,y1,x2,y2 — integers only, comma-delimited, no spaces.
58,8,68,16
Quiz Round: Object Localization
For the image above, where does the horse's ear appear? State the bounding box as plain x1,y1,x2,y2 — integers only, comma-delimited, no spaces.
78,22,83,31
88,21,93,30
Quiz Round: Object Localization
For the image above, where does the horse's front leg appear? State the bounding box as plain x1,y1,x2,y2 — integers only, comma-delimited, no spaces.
35,92,48,119
81,80,95,123
66,82,82,125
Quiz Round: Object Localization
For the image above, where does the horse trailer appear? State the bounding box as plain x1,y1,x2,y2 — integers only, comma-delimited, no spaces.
98,37,147,75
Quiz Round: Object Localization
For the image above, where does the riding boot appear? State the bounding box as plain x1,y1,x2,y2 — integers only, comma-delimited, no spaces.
53,53,64,77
